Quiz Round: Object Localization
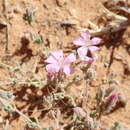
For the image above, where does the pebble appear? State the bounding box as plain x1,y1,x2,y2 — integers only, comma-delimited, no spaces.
13,5,22,14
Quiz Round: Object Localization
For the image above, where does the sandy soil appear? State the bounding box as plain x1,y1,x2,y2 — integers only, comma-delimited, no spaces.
0,0,130,130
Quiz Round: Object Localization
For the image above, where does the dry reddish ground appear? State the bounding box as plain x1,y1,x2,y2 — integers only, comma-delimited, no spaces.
0,0,130,130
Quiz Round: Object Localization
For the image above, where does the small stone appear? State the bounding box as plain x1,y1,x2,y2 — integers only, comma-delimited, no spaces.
55,0,66,7
69,9,77,18
8,13,14,20
13,6,22,14
0,21,7,26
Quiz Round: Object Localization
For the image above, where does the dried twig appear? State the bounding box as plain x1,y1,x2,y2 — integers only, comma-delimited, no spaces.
117,6,130,14
2,0,9,53
101,3,128,21
90,20,130,36
79,3,130,37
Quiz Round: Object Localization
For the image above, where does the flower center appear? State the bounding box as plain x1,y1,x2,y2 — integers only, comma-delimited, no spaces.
85,41,91,47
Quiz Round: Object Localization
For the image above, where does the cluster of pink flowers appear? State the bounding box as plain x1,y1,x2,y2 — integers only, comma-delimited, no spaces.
45,31,101,76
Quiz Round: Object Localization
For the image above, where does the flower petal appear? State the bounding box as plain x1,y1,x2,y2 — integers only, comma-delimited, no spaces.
91,37,101,45
73,31,91,46
82,56,94,64
88,46,100,52
63,65,74,75
45,56,58,64
46,64,60,74
77,47,88,58
73,37,86,46
64,53,76,64
81,31,90,41
85,57,94,64
51,50,63,61
77,47,94,64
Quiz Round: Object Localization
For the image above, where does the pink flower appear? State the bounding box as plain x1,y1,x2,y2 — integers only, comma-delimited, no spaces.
45,50,76,75
73,31,101,63
73,107,86,118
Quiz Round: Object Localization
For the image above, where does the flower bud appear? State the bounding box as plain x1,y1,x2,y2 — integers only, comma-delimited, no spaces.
73,107,86,118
